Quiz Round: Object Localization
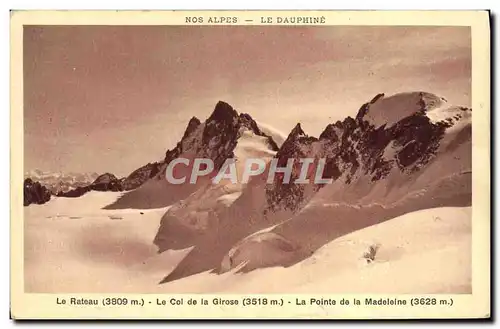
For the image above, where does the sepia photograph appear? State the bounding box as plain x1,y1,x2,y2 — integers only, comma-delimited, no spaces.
10,10,490,319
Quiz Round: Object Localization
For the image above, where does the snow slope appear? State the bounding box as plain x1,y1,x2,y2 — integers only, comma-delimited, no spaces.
24,191,471,293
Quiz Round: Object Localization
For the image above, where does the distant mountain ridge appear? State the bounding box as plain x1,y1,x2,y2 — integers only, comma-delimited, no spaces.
103,100,281,210
24,101,281,207
23,165,162,204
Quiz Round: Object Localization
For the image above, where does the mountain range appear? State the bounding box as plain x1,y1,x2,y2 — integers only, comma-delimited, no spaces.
23,91,472,285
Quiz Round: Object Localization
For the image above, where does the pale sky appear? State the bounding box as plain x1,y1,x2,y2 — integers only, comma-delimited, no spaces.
24,26,471,177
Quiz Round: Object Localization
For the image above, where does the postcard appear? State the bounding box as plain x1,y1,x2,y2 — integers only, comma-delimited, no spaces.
11,10,490,319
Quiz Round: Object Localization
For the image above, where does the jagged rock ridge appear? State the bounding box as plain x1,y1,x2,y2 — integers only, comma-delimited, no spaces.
57,173,123,197
121,162,162,190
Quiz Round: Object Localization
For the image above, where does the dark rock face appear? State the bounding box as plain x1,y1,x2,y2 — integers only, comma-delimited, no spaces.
355,93,385,121
23,171,99,195
24,178,51,206
196,101,279,169
182,117,201,140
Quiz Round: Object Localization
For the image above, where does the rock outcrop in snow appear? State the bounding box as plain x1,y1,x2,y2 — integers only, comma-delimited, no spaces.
24,178,52,206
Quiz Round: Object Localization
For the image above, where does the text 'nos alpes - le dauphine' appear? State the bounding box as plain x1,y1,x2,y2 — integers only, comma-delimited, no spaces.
185,16,327,24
